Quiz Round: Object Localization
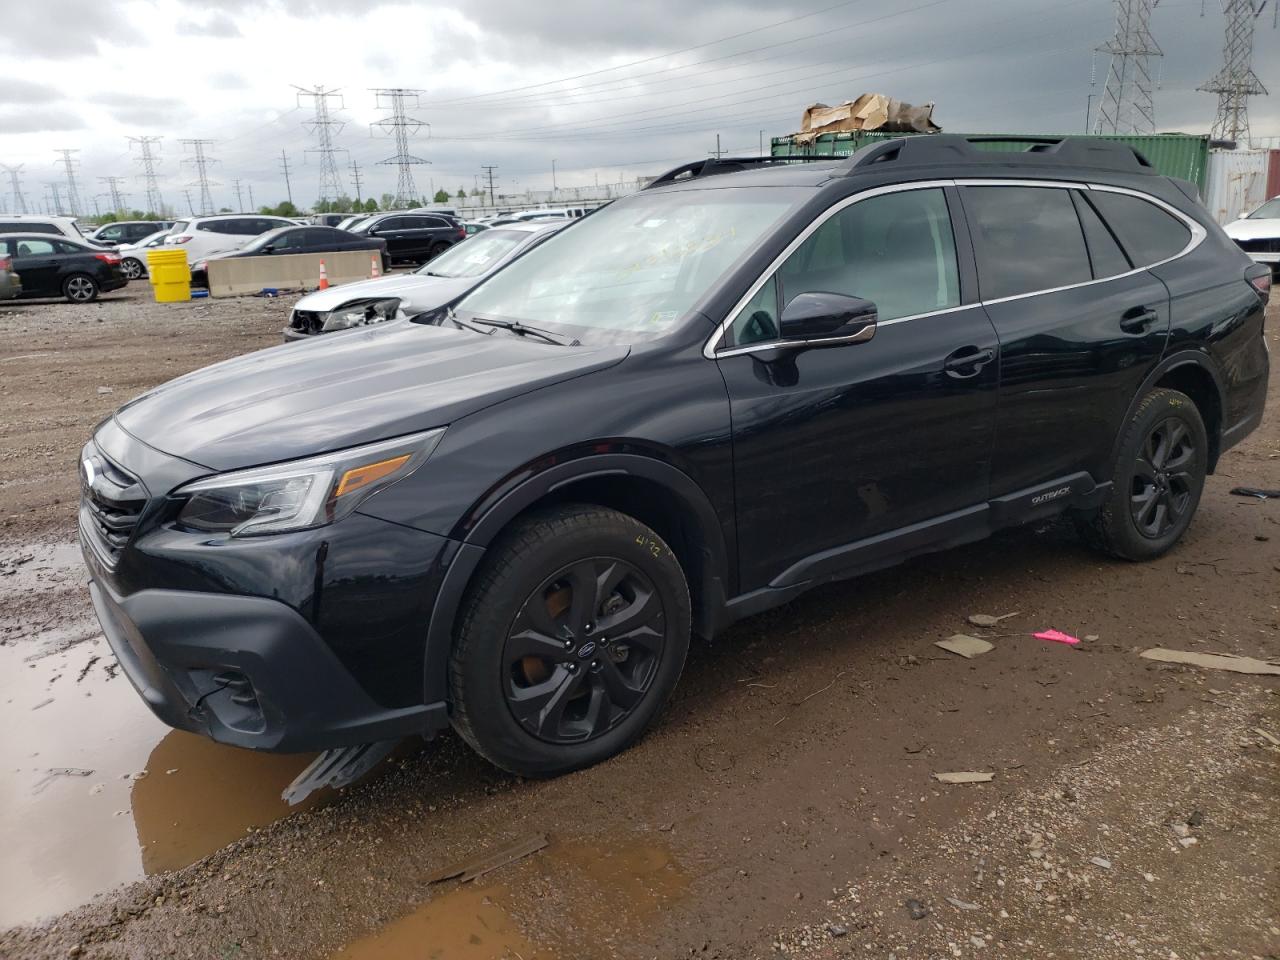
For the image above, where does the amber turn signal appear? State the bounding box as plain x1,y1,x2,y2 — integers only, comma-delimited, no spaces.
334,454,411,498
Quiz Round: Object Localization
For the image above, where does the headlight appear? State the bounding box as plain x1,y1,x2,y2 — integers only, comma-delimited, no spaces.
174,428,444,537
320,297,401,333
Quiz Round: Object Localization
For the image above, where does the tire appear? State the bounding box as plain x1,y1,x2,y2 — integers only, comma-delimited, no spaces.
1079,388,1208,561
63,273,99,303
121,258,144,280
428,242,449,260
450,504,691,777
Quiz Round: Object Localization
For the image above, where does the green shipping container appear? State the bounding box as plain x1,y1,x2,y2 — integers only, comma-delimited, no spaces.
770,132,1210,191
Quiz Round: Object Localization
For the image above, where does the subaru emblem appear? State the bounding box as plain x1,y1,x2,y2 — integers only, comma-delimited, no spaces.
577,641,597,659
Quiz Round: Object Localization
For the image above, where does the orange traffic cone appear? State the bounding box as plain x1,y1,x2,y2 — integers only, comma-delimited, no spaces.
318,259,329,290
371,255,381,278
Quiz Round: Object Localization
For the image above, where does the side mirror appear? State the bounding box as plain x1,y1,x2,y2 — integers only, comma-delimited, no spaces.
779,292,877,345
262,244,275,254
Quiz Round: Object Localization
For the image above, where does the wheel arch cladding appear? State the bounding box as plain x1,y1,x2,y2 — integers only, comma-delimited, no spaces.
422,456,730,707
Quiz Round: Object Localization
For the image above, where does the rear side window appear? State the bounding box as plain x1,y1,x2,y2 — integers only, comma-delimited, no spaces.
964,186,1091,300
1071,191,1132,279
12,238,57,255
1086,191,1191,266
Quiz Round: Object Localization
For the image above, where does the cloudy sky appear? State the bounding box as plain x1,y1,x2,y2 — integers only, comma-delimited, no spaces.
1,0,1276,216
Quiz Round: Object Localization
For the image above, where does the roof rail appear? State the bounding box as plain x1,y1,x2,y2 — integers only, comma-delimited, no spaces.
839,135,1155,177
643,155,829,190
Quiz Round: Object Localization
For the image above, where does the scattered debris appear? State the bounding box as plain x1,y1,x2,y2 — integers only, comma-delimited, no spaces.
32,698,54,710
1229,486,1280,499
827,924,848,938
1252,727,1280,746
904,898,930,920
426,834,549,885
1178,836,1199,848
935,634,994,659
1089,856,1112,869
95,386,113,395
967,612,1019,627
1170,822,1192,839
945,896,980,911
933,771,994,784
1139,648,1280,676
1034,629,1081,646
792,93,941,144
282,740,398,805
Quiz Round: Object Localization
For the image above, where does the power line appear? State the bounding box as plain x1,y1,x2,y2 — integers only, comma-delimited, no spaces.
98,176,129,214
371,87,429,207
43,181,65,217
182,189,195,216
2,164,27,214
480,164,498,205
349,160,364,203
179,139,219,215
279,150,294,206
128,136,165,215
294,84,348,204
232,178,245,212
54,149,83,218
248,182,256,212
1091,0,1163,135
1200,0,1269,142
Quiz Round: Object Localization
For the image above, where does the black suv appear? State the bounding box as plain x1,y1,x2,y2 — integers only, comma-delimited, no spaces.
80,136,1269,778
349,212,466,264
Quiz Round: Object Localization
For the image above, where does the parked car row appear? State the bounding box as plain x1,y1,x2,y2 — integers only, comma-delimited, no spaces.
0,234,126,301
191,226,389,288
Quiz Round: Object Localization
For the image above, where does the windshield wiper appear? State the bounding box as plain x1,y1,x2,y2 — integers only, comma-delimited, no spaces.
447,308,493,336
471,317,579,346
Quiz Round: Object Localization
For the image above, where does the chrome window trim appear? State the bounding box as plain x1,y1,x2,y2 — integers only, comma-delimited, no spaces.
705,178,1206,359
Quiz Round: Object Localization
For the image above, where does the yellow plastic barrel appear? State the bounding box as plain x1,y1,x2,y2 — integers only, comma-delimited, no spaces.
146,249,191,303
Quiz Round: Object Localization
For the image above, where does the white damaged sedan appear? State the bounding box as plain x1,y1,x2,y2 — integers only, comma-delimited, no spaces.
1224,196,1280,271
283,221,565,341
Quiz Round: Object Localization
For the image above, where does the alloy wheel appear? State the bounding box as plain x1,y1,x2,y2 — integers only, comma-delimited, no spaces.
503,557,667,744
121,258,143,280
1130,415,1196,539
66,276,95,302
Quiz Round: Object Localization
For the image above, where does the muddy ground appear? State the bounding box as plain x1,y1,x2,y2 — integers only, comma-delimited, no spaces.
0,287,1277,959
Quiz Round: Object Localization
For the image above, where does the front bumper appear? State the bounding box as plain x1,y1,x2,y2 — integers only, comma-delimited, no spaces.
87,572,448,751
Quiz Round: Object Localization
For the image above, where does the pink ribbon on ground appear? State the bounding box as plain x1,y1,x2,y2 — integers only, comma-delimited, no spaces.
1034,629,1080,646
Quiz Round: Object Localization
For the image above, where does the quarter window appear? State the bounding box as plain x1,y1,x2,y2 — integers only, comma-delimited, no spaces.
1071,191,1131,279
964,186,1091,300
1086,191,1191,266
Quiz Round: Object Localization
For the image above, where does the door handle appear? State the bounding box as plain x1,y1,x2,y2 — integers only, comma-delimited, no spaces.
944,345,995,378
1119,306,1160,334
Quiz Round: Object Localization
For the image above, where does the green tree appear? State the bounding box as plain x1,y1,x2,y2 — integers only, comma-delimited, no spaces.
432,189,450,203
363,197,378,213
259,200,300,217
456,187,466,200
379,193,395,211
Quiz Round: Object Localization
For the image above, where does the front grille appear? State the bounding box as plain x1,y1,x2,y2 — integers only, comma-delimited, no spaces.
1234,237,1280,253
80,453,147,567
289,309,322,335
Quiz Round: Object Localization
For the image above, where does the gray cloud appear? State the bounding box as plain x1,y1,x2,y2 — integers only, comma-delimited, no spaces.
0,108,85,133
0,78,63,106
0,0,136,57
210,72,249,90
177,11,243,37
88,92,185,127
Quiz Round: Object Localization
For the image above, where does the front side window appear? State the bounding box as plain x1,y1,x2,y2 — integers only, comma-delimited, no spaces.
964,186,1091,300
1087,191,1192,267
456,186,804,345
728,188,959,347
97,225,124,241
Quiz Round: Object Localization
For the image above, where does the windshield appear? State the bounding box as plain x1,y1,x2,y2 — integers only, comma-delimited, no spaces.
1248,198,1280,219
456,187,803,344
417,229,530,278
241,228,290,253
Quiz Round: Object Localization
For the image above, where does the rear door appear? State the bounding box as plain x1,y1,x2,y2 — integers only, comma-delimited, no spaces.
961,182,1171,500
373,217,407,259
4,237,61,294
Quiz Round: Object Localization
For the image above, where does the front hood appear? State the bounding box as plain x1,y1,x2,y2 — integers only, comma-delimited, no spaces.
293,273,469,313
114,320,629,472
1224,218,1280,240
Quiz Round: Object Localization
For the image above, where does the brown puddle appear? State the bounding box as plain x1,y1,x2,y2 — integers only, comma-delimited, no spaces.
0,542,322,928
331,837,689,959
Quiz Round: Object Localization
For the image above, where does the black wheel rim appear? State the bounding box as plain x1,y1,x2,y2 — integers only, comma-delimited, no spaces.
1130,415,1196,539
67,277,94,301
503,557,666,744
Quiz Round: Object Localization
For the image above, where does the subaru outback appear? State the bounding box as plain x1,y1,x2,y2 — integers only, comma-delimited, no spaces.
79,136,1270,778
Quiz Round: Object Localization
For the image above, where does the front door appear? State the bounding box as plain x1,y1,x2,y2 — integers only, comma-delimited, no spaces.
715,185,1000,592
